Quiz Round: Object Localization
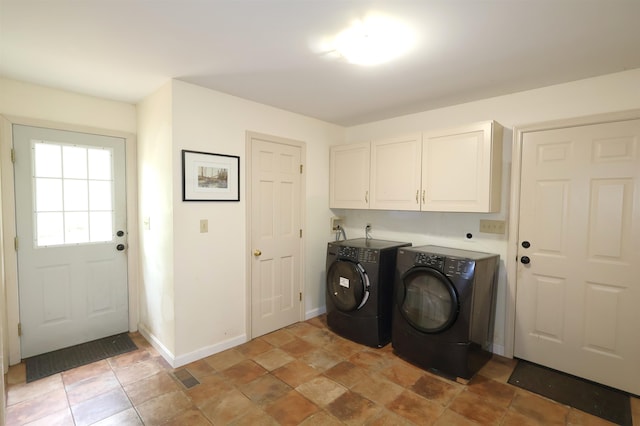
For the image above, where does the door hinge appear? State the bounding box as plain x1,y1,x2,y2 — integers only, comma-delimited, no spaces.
299,292,302,301
299,229,302,238
299,164,303,174
18,323,22,336
14,236,18,251
11,148,16,163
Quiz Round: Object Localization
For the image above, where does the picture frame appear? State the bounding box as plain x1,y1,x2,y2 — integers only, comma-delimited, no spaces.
182,150,240,201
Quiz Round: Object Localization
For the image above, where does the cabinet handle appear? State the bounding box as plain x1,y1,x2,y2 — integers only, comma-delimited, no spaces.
415,190,419,203
365,191,368,203
422,190,425,203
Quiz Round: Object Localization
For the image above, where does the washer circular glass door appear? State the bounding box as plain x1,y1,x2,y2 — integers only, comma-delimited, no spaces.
397,266,458,333
326,260,370,312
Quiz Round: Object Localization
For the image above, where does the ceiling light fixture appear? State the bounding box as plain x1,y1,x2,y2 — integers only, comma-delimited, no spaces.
332,14,415,66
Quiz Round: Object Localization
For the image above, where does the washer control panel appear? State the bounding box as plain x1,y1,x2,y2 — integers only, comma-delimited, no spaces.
338,246,379,263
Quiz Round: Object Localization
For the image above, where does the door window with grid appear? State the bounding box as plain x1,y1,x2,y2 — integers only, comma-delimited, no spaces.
33,141,115,247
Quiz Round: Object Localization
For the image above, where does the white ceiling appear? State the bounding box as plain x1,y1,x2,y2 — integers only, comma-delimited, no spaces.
2,1,639,126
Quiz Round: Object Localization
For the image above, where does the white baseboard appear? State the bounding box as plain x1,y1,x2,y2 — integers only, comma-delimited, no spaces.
305,306,326,320
137,323,247,369
491,343,506,357
137,323,176,366
173,334,247,368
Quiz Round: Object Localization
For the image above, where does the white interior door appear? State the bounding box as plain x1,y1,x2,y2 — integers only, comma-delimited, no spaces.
250,134,303,338
14,125,128,358
515,119,640,395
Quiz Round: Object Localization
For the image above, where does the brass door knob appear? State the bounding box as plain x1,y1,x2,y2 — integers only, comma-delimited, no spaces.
254,249,262,256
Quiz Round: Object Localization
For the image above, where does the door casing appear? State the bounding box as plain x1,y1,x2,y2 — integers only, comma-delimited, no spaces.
0,115,139,365
505,109,640,359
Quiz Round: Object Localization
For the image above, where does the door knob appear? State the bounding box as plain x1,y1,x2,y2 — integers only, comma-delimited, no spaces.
521,241,530,248
520,256,530,265
254,249,262,256
116,244,126,251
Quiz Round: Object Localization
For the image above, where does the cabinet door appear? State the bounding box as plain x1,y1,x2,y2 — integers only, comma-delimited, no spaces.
329,142,370,209
421,121,502,212
370,134,422,211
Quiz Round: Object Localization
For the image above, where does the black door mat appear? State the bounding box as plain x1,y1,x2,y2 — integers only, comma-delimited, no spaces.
508,359,632,425
25,333,137,383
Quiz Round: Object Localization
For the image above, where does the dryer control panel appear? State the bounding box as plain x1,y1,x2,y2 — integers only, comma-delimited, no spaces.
444,258,476,279
414,252,444,269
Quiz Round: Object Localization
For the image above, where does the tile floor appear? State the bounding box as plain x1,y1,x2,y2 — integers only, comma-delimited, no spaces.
5,315,640,425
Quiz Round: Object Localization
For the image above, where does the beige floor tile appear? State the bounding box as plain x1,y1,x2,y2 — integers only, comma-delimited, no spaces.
91,407,143,426
351,374,405,406
323,361,368,388
135,389,193,425
236,338,274,357
238,374,292,405
203,348,245,371
509,390,570,426
6,388,69,425
260,328,296,347
566,407,619,425
70,387,132,426
7,373,64,406
221,359,268,386
65,370,121,405
253,347,296,371
326,390,381,425
410,373,464,406
478,355,518,383
380,358,427,388
6,362,26,385
264,389,320,425
21,407,74,426
272,359,320,388
385,389,444,425
123,371,181,406
199,388,254,424
113,358,164,386
465,373,517,408
448,389,507,424
296,376,348,407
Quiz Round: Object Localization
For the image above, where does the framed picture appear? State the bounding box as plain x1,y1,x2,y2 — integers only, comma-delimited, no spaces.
182,150,240,201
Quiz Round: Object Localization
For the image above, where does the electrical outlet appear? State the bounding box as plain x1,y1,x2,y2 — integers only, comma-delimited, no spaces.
143,217,151,230
330,216,343,232
200,219,208,233
479,219,506,234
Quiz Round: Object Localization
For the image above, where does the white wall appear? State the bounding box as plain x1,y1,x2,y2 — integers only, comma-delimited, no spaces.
341,68,640,355
158,80,344,363
136,82,176,357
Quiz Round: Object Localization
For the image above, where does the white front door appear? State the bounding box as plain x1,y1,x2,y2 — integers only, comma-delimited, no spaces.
249,133,303,338
514,119,640,395
14,125,129,358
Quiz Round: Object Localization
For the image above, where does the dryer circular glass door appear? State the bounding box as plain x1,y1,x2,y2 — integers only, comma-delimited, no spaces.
326,260,370,312
397,266,459,333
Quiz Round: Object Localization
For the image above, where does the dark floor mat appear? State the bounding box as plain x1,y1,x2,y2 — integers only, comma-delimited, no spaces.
25,333,137,383
508,359,632,425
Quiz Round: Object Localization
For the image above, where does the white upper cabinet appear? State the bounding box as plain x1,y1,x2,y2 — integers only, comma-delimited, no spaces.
421,121,503,212
329,142,370,209
329,121,503,212
370,134,422,211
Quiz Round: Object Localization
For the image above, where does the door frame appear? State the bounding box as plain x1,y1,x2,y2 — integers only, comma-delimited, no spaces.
0,115,139,365
245,131,306,340
505,108,640,359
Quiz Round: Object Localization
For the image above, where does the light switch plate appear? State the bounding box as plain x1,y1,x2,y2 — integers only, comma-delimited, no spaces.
200,219,208,233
